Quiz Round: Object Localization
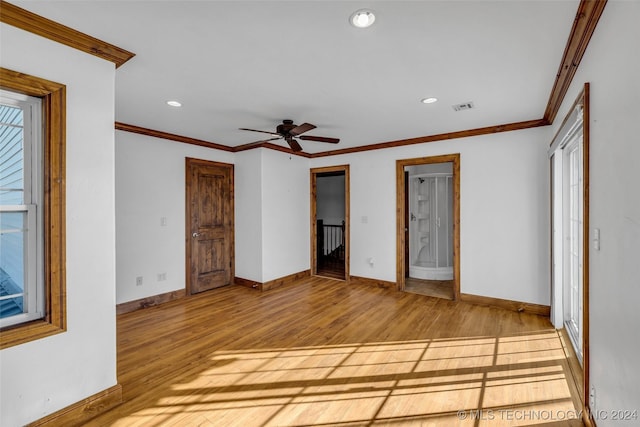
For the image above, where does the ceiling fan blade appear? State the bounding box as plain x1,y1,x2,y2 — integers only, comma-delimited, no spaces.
298,135,340,144
236,137,282,149
239,128,281,137
289,122,316,136
287,138,303,152
234,142,264,151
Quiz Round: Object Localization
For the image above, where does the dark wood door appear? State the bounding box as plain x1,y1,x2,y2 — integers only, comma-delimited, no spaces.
186,158,234,294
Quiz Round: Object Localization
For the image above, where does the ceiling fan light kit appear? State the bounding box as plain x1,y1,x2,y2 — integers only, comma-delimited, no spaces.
350,9,376,28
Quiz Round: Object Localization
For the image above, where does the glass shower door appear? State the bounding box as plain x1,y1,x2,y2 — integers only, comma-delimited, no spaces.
434,176,454,269
409,173,453,280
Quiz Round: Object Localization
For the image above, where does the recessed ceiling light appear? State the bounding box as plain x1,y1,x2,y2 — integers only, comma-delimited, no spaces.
421,97,438,104
166,100,182,107
350,9,376,28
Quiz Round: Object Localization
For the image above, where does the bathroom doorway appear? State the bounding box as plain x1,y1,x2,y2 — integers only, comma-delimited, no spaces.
396,155,460,300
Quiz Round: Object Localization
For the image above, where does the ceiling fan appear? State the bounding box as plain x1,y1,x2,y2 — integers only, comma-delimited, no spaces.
239,119,340,152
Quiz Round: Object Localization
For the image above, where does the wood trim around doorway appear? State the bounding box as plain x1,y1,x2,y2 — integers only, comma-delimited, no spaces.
581,84,591,425
310,165,350,281
396,154,460,300
548,83,590,425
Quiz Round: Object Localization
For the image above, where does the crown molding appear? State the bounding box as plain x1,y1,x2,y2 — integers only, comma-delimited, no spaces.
0,0,135,68
116,118,548,158
309,118,549,158
543,0,607,123
115,122,233,152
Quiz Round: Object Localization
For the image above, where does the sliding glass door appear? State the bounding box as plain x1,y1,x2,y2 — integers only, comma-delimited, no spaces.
563,131,584,360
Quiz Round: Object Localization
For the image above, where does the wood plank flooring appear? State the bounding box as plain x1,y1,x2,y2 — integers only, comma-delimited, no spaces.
316,256,346,280
404,278,454,300
86,277,583,426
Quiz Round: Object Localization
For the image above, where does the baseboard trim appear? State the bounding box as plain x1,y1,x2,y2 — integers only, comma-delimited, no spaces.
117,270,312,311
460,293,550,316
28,384,122,427
116,289,186,315
234,276,261,289
235,270,310,292
263,270,310,291
349,275,396,289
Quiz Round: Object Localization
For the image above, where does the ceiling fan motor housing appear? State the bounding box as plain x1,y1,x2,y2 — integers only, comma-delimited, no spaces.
277,119,296,136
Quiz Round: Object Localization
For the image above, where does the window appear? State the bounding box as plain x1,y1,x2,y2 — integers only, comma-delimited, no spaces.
563,128,584,361
1,90,44,328
0,68,66,349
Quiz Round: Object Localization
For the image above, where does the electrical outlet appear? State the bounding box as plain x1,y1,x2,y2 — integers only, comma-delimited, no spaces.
136,276,143,286
160,217,167,226
590,385,596,411
157,273,166,281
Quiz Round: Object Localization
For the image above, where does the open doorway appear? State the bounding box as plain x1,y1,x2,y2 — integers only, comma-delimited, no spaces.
397,155,460,300
311,165,349,280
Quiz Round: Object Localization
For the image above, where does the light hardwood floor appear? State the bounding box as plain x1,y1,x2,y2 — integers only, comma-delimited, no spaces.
87,277,583,426
404,278,454,300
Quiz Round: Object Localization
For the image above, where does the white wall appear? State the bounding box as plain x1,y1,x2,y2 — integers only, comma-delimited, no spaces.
317,174,345,225
550,1,640,423
311,126,550,305
115,131,233,303
234,149,263,282
261,149,310,282
0,24,117,426
118,126,550,308
116,139,311,291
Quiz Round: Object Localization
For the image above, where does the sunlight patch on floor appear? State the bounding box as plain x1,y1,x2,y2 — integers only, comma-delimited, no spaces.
112,331,580,426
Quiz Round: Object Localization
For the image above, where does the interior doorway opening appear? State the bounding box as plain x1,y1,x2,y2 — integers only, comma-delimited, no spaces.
397,155,460,300
406,164,454,280
405,163,454,299
311,166,349,280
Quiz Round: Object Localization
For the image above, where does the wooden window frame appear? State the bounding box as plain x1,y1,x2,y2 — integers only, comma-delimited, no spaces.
0,68,66,349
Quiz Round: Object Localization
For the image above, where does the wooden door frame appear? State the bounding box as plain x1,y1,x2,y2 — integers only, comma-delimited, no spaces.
396,154,460,299
549,83,590,417
581,84,590,421
310,165,350,280
185,157,235,295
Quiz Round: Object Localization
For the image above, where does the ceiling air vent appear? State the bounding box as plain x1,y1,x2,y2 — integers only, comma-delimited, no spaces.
452,102,474,112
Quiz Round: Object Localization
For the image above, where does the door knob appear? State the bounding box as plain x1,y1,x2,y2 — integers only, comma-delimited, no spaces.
192,232,201,238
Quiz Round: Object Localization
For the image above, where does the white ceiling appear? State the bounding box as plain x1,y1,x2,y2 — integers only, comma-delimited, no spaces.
16,1,579,154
